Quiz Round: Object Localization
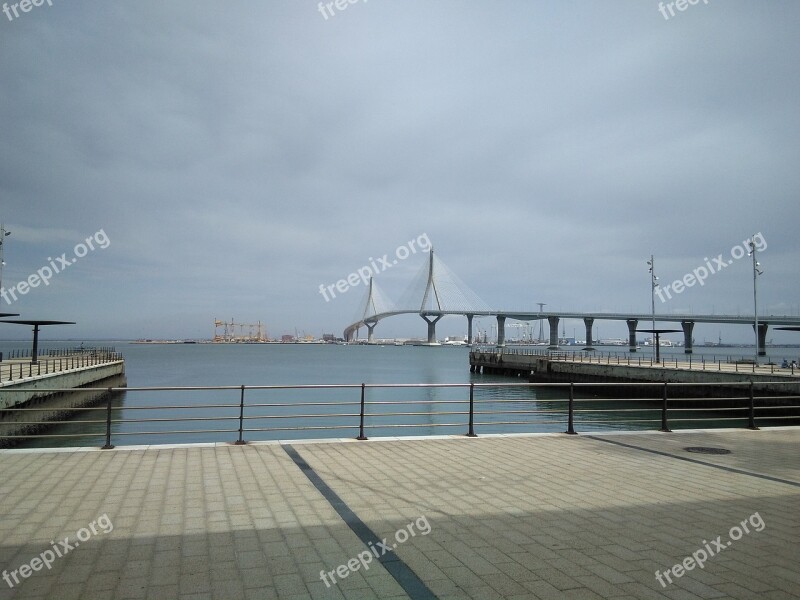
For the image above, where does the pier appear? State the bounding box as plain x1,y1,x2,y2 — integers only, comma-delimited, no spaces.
470,347,800,395
0,348,126,447
468,348,800,431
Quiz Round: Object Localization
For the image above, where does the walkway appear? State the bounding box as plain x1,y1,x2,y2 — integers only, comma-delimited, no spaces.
1,428,798,599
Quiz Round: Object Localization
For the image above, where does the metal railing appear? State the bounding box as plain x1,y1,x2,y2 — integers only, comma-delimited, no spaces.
472,347,800,375
0,381,798,449
0,350,123,384
0,346,117,360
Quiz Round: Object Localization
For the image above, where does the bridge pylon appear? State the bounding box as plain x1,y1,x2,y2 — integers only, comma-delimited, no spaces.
412,249,492,344
347,277,396,342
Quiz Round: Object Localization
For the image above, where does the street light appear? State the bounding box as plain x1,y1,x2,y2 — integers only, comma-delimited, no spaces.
647,255,659,362
536,302,546,342
0,224,10,291
748,236,764,365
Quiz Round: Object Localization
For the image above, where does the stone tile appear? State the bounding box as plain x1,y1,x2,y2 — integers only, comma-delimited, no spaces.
0,430,798,599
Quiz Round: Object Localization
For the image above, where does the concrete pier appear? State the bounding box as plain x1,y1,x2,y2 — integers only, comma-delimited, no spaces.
0,429,798,599
0,353,126,447
470,349,800,396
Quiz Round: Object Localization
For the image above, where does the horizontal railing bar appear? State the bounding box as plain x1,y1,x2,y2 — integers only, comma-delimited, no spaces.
0,404,241,412
107,416,241,424
364,411,471,418
242,413,361,420
0,419,109,426
667,417,748,422
0,432,108,439
3,380,799,394
360,400,468,405
111,429,235,436
364,422,467,429
241,402,362,408
759,415,800,420
243,425,357,432
568,396,759,403
0,396,778,412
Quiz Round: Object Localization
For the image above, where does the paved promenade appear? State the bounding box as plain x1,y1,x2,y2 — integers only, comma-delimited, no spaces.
1,428,799,599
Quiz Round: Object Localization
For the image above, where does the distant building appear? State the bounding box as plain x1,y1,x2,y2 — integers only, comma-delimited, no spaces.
281,335,295,343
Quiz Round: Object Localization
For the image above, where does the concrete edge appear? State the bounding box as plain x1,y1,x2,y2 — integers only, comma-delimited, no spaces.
1,426,798,455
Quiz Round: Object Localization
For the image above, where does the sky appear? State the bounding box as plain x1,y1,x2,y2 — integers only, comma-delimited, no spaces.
1,0,798,344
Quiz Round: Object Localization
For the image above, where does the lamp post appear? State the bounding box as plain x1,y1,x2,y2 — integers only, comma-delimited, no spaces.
0,224,10,292
748,235,764,365
536,302,546,342
647,255,659,362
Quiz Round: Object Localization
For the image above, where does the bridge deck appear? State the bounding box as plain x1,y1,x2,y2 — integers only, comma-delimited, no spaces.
1,429,799,599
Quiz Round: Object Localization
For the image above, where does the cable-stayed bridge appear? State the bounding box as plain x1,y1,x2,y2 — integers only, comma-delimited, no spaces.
343,250,800,355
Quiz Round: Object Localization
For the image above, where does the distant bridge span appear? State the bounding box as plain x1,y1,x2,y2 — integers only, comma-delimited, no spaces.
342,250,800,354
345,308,800,354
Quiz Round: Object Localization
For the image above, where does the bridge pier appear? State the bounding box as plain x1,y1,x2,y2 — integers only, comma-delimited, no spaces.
753,323,769,357
421,315,442,344
496,315,506,347
466,314,474,345
366,321,377,344
548,316,560,350
583,318,595,351
626,319,638,352
681,321,694,354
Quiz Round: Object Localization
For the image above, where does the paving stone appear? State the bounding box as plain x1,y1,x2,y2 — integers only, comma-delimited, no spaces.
0,430,798,599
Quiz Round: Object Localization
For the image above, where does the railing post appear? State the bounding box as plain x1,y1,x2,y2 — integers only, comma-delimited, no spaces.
235,385,246,445
565,383,576,435
660,383,671,432
747,382,759,430
101,389,115,449
467,383,477,437
357,383,368,440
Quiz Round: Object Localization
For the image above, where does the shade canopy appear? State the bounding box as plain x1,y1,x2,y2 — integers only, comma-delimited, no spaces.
635,329,682,363
0,320,76,326
0,320,76,363
636,328,683,334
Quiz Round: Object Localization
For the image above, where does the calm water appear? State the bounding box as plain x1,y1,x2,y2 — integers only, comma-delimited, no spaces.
3,341,797,447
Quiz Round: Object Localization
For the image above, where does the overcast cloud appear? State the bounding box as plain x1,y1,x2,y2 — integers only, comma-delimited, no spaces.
0,1,798,343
